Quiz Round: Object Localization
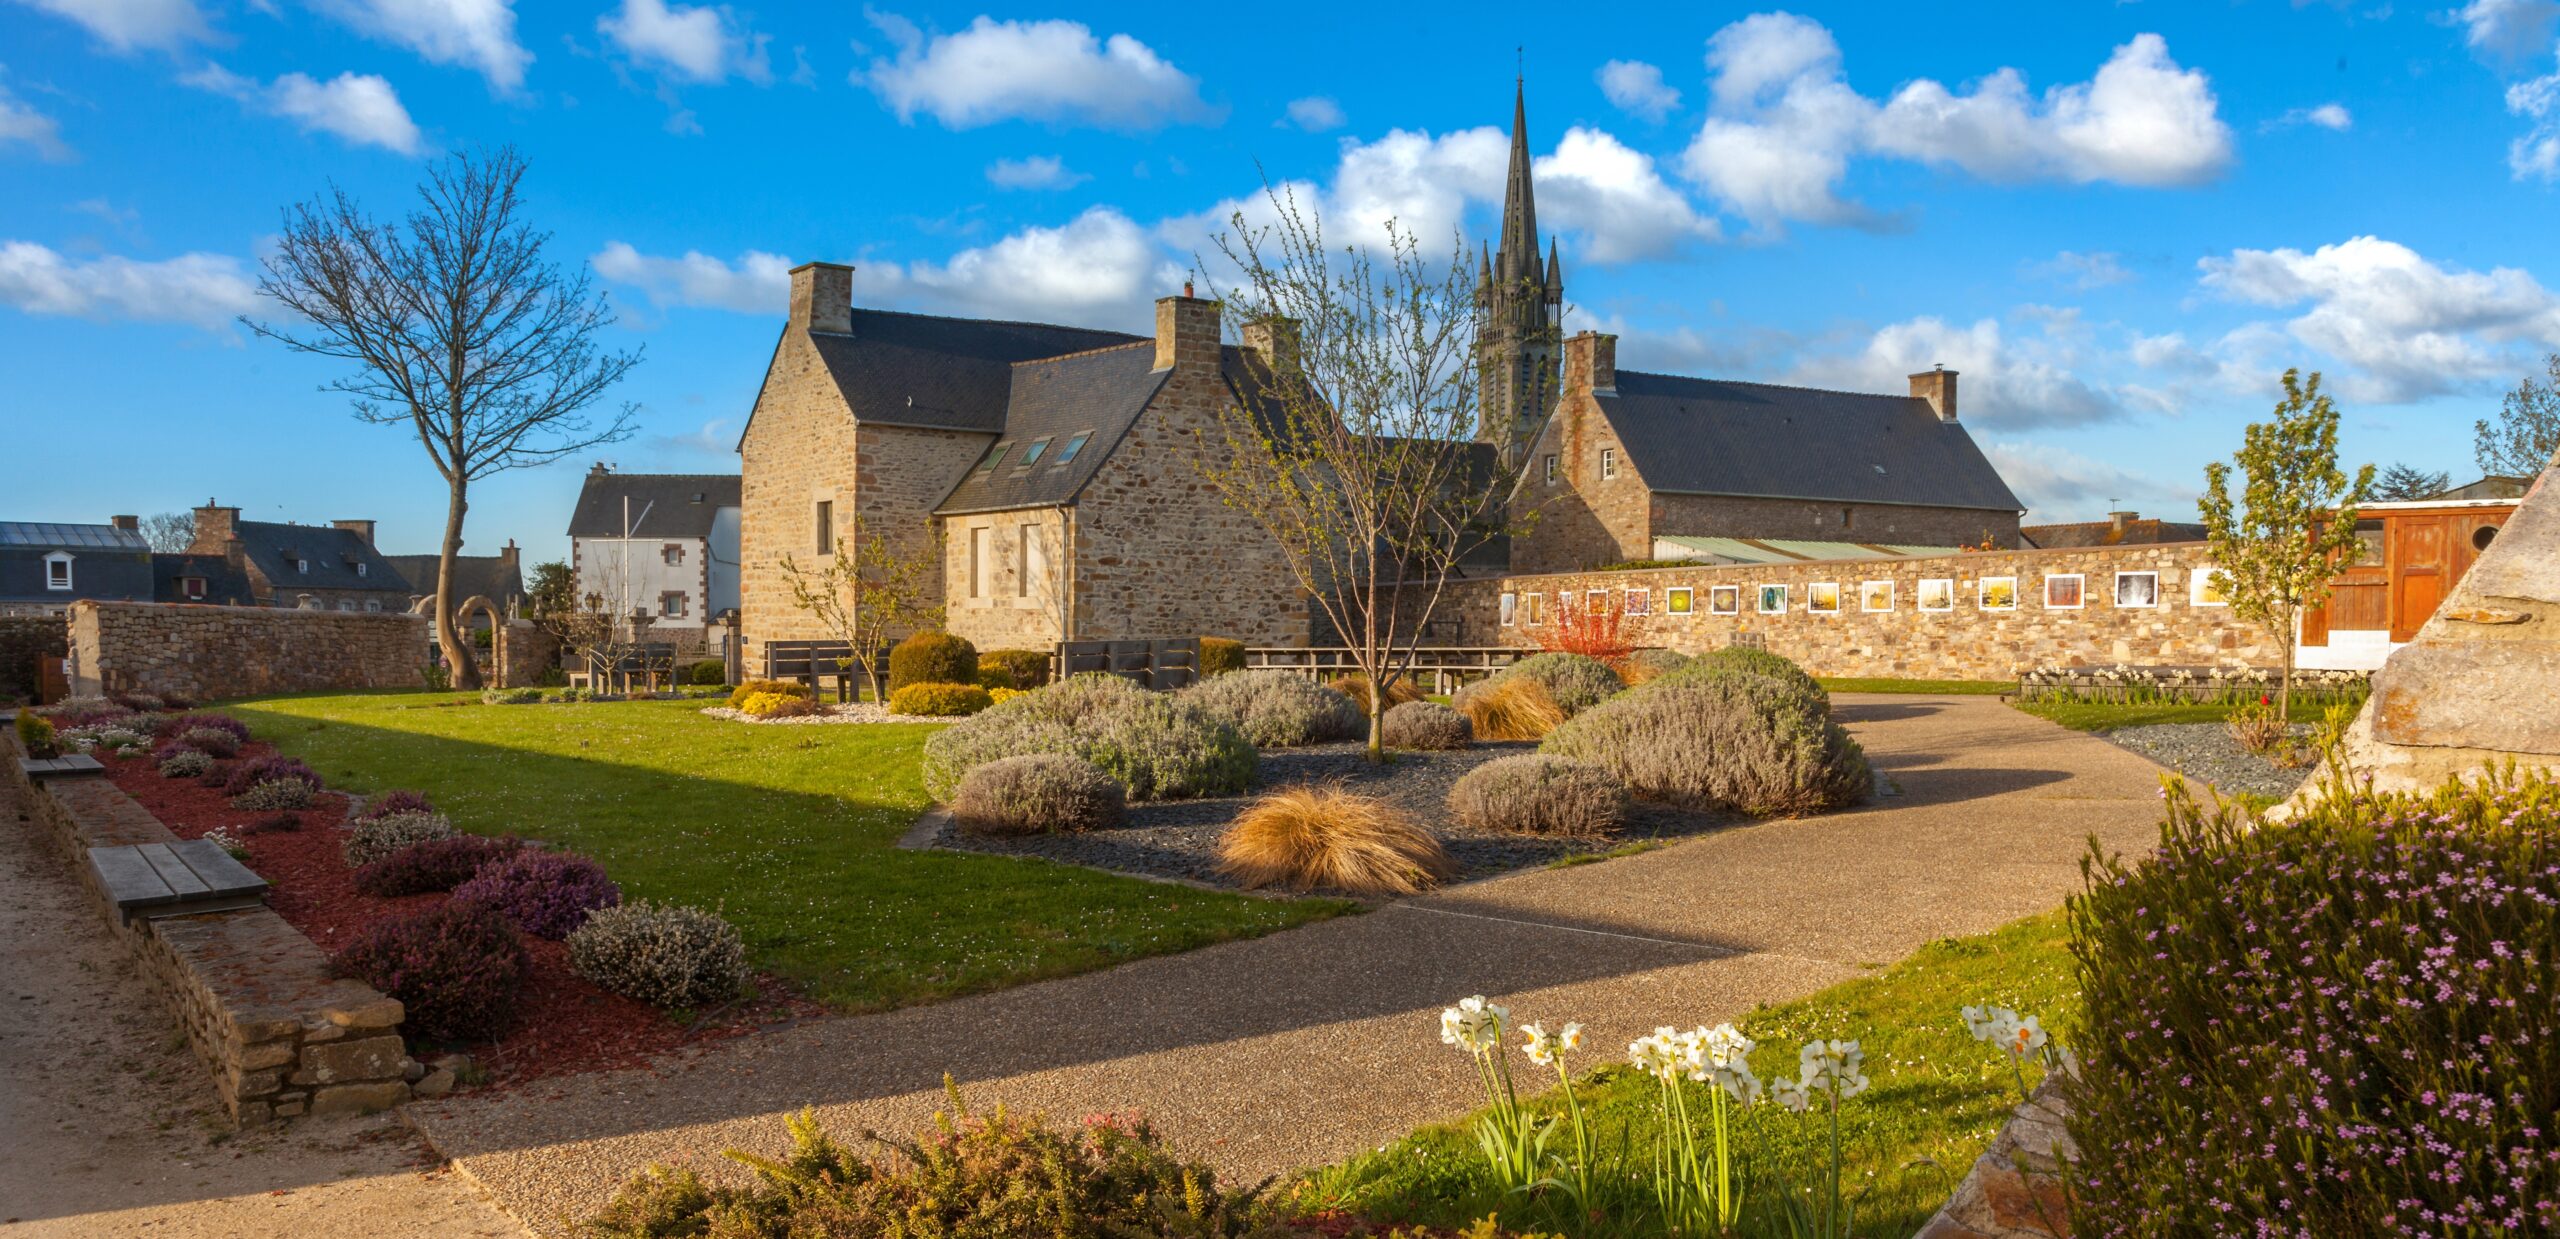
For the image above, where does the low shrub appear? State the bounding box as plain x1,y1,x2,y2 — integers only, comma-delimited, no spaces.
1456,675,1566,741
1619,647,1694,686
686,659,726,686
727,679,805,709
157,748,214,779
1446,754,1627,837
350,834,526,898
1216,784,1455,896
888,681,995,717
222,755,321,798
1501,652,1624,715
482,687,542,705
977,648,1052,691
1685,646,1824,704
1198,636,1246,677
738,691,824,719
360,789,434,820
15,713,57,759
921,674,1255,802
341,810,460,867
987,686,1022,706
1381,700,1471,750
2225,696,2292,757
176,726,241,758
1542,669,1869,815
166,713,251,744
888,631,978,693
2067,764,2560,1233
568,900,748,1010
453,849,622,939
246,811,301,833
1327,673,1424,714
330,900,526,1042
1180,670,1364,747
948,754,1125,835
231,778,314,811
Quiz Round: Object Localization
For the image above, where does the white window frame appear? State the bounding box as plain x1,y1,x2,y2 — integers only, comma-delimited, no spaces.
968,526,989,599
662,544,685,567
1977,576,2019,611
2043,573,2085,610
1624,587,1651,616
1543,454,1558,484
356,562,369,578
1599,447,1617,480
43,552,73,591
296,558,310,575
2115,571,2162,609
1918,577,1956,613
364,599,381,612
1860,580,1895,612
1522,592,1543,626
1708,585,1740,616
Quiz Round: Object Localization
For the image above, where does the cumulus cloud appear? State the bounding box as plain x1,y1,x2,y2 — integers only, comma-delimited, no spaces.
2510,68,2560,178
11,0,209,50
598,0,769,84
1597,59,1680,122
1786,313,2123,428
314,0,530,93
591,242,791,313
2456,0,2560,64
1283,95,1344,131
0,80,72,160
183,63,425,153
0,240,258,330
985,154,1087,190
2027,250,2132,289
860,12,1214,130
1981,440,2188,525
1535,127,1720,261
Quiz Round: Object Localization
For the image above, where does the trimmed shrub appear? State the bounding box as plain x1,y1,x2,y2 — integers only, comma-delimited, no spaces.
1381,700,1471,750
231,778,314,811
1620,647,1694,686
1456,674,1567,741
113,691,165,713
1501,652,1624,715
1684,645,1824,704
1327,673,1424,714
177,726,241,759
2068,766,2560,1234
888,631,978,693
1542,669,1869,814
341,810,459,867
453,850,622,940
350,834,525,898
1179,670,1364,748
331,900,526,1042
15,713,57,759
223,755,321,798
157,748,214,779
568,900,748,1010
481,687,542,705
977,648,1052,691
686,659,726,686
360,789,434,821
727,679,806,709
949,754,1125,835
166,713,251,744
1198,636,1246,677
739,691,824,718
1447,754,1626,837
888,681,995,717
1217,784,1455,896
921,674,1255,802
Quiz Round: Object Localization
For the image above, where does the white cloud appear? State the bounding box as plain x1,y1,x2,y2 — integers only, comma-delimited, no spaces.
2198,235,2560,402
2269,102,2353,131
2027,250,2132,289
1786,314,2122,428
0,239,257,330
2510,68,2560,178
315,0,530,93
183,63,424,153
1283,95,1344,131
10,0,209,50
597,0,768,85
1682,13,1875,227
1535,127,1719,261
1597,59,1680,122
0,80,72,160
591,242,790,313
1982,440,2188,525
860,12,1214,130
2456,0,2560,64
985,154,1087,190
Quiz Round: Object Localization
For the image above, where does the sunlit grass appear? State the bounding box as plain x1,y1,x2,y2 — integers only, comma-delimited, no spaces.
1818,678,2013,696
2011,697,2332,732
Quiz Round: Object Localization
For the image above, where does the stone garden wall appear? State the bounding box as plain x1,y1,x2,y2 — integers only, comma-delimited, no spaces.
5,729,412,1126
68,600,429,702
0,613,67,703
1428,542,2279,681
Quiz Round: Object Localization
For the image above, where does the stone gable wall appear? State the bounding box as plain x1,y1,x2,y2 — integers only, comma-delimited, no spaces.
738,328,862,663
68,601,428,702
1510,386,1649,573
944,506,1070,653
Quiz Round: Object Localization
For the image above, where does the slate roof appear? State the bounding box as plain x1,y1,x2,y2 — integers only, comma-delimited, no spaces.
229,521,410,595
1592,371,2024,513
379,554,524,604
2020,517,2208,549
1655,536,1958,565
152,553,258,606
568,473,740,539
803,308,1143,436
933,344,1167,515
0,521,148,551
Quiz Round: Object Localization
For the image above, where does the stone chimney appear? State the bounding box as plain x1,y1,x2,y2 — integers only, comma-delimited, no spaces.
1910,367,1959,421
1564,331,1618,393
332,519,376,547
2109,510,2137,534
1240,315,1302,375
1153,289,1221,374
789,261,854,335
192,500,240,554
110,514,138,532
500,539,519,571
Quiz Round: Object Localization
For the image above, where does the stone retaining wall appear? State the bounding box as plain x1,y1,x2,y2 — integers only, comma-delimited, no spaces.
0,613,67,703
68,599,429,702
5,729,413,1126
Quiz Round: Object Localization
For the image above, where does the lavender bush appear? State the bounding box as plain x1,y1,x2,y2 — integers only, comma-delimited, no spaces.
454,850,622,939
222,755,321,798
331,900,526,1041
360,789,435,820
2068,764,2560,1234
351,834,525,897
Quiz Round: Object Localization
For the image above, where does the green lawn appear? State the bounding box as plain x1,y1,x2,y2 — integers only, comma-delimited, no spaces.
1818,677,2013,696
1292,913,2075,1237
228,691,1349,1011
2010,696,2346,732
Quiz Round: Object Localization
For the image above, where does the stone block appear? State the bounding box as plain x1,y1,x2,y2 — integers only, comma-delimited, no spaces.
323,995,404,1029
2372,641,2560,755
307,1081,409,1117
240,1039,297,1071
298,1034,405,1084
235,1067,284,1097
413,1068,456,1099
273,1099,306,1118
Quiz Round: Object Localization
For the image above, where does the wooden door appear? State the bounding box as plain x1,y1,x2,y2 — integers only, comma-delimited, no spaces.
2390,515,2449,641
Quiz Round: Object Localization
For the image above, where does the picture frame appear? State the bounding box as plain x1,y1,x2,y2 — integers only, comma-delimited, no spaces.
1757,584,1789,614
1978,576,2018,611
2043,574,2084,609
1625,587,1653,616
1498,592,1517,626
1667,586,1694,616
2115,571,2161,608
1860,580,1895,612
1918,577,1955,612
2189,568,2231,607
1709,585,1740,616
1807,582,1841,614
1588,588,1610,614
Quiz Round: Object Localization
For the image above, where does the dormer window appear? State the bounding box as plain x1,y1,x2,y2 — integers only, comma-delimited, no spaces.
296,558,310,574
1055,431,1093,465
43,552,72,590
977,441,1012,473
1018,437,1053,468
356,562,368,577
182,576,207,600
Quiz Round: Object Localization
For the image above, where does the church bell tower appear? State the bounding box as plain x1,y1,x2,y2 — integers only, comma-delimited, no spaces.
1475,79,1565,467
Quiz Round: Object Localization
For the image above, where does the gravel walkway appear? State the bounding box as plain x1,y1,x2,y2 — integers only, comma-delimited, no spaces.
931,741,1737,890
2098,722,2314,800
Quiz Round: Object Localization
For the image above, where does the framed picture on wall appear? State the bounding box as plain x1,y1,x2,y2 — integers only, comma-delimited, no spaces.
1499,592,1518,626
2115,571,2161,608
1588,588,1611,615
1860,580,1895,612
1625,587,1653,616
1667,587,1694,615
1918,578,1955,612
1555,590,1576,622
1978,576,2018,610
1709,585,1741,615
1757,584,1789,614
2044,574,2084,609
1807,582,1841,614
2189,568,2231,607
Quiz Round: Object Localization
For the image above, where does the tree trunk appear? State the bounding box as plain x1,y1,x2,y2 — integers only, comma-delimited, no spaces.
2277,613,2296,723
437,482,482,690
1368,691,1386,763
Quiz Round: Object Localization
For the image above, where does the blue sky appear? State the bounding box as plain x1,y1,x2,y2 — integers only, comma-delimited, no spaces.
5,0,2560,565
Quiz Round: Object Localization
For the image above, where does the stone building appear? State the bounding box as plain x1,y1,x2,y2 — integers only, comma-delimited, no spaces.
2021,509,2207,549
1476,82,1564,469
379,543,528,626
182,503,413,612
0,519,155,616
568,468,739,650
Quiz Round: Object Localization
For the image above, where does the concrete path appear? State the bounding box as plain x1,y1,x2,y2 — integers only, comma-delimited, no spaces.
409,694,2173,1237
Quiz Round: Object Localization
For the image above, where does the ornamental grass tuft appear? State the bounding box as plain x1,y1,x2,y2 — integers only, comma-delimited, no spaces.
1456,674,1567,742
1181,669,1365,747
1216,784,1455,896
1326,672,1425,715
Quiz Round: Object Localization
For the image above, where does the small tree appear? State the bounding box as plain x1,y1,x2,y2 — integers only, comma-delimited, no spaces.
778,520,943,699
1189,187,1524,761
1540,592,1635,663
246,147,640,689
2370,463,2450,502
2199,369,2377,719
2476,351,2560,478
138,511,195,553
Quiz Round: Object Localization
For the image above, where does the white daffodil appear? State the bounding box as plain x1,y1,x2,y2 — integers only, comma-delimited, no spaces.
1521,1022,1557,1066
1699,1023,1755,1069
1799,1039,1870,1100
1628,1030,1685,1081
1557,1022,1584,1053
2004,1015,2049,1061
1769,1075,1811,1113
1439,995,1508,1053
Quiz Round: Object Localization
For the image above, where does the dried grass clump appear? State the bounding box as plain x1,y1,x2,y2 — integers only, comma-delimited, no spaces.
1216,784,1455,896
1179,670,1363,747
949,754,1125,835
1458,674,1568,741
1326,673,1424,714
1543,669,1870,815
1446,754,1627,837
1381,700,1472,750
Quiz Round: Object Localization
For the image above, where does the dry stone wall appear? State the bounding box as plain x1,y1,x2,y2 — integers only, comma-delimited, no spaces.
68,601,428,702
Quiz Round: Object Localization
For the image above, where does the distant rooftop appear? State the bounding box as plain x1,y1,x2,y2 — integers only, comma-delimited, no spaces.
1653,536,1958,566
0,521,149,551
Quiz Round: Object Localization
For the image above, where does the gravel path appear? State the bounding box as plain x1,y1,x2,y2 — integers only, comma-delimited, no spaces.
2098,722,2314,800
930,740,1738,890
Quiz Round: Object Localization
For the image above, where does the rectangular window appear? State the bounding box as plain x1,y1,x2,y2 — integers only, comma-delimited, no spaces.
1523,592,1543,626
1018,437,1053,468
1624,587,1652,616
1055,431,1093,464
1757,584,1789,614
1666,587,1694,616
337,600,356,612
296,558,310,574
44,554,72,590
182,576,206,600
1861,580,1895,612
1842,507,1855,530
660,591,688,617
1709,585,1740,615
1600,447,1617,479
2115,571,2161,609
978,441,1012,473
969,526,989,598
662,544,684,566
1016,524,1039,598
1807,582,1840,614
1586,588,1608,614
814,500,833,554
1918,578,1956,612
1499,592,1518,627
364,599,381,612
356,562,369,578
2044,574,2085,609
1543,454,1558,484
1978,576,2018,610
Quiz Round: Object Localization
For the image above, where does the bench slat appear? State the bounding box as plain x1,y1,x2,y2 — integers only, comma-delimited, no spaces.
137,843,213,899
88,846,176,907
169,839,268,899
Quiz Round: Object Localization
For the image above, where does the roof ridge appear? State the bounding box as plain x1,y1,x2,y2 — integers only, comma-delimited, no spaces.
1614,368,1928,405
1012,340,1153,367
852,304,1144,339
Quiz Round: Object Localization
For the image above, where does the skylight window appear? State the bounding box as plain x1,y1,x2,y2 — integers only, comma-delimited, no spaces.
1018,437,1053,467
1055,431,1093,465
977,441,1012,473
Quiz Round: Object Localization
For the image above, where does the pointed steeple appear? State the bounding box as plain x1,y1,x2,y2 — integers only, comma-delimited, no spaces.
1475,77,1564,467
1545,238,1562,302
1497,79,1539,285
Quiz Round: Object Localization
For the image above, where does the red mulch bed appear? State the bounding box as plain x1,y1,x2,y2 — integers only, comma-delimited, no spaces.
101,739,823,1093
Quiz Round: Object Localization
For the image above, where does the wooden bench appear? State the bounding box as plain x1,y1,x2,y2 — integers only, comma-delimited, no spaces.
88,840,270,924
762,641,886,701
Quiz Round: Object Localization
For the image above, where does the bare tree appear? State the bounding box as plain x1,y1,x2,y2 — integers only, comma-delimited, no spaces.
778,518,944,698
2477,351,2560,477
1190,188,1522,761
246,147,640,689
138,511,195,554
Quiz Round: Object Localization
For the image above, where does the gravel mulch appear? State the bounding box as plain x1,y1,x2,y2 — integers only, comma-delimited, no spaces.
2098,722,2315,801
931,740,1740,894
700,702,945,725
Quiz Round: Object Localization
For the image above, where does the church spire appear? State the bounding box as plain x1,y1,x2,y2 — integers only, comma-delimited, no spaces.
1497,78,1539,284
1475,77,1564,467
